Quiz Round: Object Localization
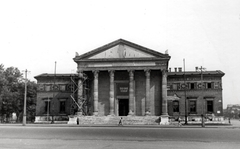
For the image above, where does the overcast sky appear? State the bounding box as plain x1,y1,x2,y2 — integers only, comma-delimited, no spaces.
1,0,240,108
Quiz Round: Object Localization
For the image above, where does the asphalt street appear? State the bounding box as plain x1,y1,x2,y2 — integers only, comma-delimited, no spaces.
0,120,240,149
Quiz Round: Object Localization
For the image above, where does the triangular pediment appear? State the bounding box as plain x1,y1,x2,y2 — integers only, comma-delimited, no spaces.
167,93,180,101
89,44,155,59
74,39,170,61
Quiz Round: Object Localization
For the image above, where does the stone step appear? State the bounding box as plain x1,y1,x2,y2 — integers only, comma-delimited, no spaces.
75,116,161,125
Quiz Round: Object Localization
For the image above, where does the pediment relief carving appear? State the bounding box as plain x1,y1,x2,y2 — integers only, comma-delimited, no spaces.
88,44,155,59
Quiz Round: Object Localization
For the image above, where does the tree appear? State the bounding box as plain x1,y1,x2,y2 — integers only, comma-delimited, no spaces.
0,65,37,123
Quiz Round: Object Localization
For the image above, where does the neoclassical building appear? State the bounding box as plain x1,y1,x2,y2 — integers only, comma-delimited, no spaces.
34,39,224,125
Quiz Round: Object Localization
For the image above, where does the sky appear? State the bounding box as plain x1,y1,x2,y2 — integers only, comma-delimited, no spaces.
0,0,240,108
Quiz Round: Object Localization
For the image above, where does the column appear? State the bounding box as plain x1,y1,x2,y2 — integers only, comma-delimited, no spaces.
161,69,168,115
128,70,134,116
93,70,99,116
145,69,151,116
77,71,83,115
109,70,115,116
160,69,169,125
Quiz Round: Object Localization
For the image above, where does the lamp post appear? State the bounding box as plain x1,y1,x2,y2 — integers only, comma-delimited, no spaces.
197,66,206,127
23,69,27,126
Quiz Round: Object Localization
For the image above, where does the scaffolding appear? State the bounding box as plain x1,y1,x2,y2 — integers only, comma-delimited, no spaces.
69,73,90,116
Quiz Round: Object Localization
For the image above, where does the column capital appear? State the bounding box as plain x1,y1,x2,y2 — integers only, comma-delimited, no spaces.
77,70,83,78
144,69,151,77
93,70,99,78
108,70,115,77
128,70,134,77
162,69,167,77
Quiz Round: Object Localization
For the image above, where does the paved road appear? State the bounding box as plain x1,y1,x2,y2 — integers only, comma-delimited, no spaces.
1,122,240,149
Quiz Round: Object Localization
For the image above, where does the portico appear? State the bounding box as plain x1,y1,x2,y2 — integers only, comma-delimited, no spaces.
73,39,170,122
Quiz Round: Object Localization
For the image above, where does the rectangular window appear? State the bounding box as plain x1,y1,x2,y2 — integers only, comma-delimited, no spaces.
189,100,197,113
45,100,51,113
173,101,179,112
190,83,195,89
207,101,214,113
60,101,66,113
207,83,212,89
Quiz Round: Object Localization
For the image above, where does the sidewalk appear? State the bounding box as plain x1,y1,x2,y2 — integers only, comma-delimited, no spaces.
1,119,239,128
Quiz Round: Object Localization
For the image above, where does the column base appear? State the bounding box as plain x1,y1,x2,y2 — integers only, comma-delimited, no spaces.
67,116,77,125
145,111,151,116
76,112,83,116
128,110,134,116
109,111,114,116
160,115,169,125
93,112,98,116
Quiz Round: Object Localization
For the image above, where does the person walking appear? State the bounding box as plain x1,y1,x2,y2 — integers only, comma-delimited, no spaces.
118,117,123,126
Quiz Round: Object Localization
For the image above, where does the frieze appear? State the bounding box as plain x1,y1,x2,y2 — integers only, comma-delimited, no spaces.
168,77,221,81
168,82,222,90
37,83,73,92
81,62,159,68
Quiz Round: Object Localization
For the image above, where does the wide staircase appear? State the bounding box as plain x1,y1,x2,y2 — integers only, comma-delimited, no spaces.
68,116,161,125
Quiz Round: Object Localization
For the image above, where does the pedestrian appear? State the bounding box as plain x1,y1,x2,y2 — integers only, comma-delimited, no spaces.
77,117,79,125
118,117,123,126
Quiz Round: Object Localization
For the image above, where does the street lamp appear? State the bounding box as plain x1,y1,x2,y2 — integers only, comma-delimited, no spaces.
196,66,206,127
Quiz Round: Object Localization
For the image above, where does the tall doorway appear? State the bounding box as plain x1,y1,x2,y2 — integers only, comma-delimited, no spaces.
118,99,129,116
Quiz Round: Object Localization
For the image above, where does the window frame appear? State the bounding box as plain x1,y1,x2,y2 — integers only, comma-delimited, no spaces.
43,98,52,114
206,100,214,113
59,99,67,114
172,100,179,112
189,100,197,114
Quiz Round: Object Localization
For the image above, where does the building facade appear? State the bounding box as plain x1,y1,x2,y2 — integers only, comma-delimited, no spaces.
34,39,224,124
167,67,224,121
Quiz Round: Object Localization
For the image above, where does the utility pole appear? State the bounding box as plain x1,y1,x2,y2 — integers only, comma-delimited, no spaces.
51,61,57,124
23,69,28,126
183,59,188,125
200,66,205,127
197,66,205,127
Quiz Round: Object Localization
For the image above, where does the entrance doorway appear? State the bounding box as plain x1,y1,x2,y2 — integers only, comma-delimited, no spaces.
118,99,129,116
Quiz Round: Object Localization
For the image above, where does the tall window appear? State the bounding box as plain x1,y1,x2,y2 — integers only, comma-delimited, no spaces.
59,101,66,113
189,100,197,113
44,100,51,113
207,100,214,113
173,101,179,112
